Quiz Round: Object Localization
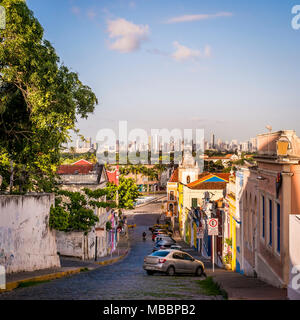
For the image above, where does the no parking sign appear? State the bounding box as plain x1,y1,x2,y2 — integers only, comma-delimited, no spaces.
208,218,218,236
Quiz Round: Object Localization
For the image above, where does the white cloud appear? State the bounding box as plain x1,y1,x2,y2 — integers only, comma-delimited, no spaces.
172,42,211,62
165,12,233,24
107,18,150,53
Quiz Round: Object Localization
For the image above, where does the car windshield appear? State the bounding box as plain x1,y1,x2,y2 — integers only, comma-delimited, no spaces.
150,251,170,257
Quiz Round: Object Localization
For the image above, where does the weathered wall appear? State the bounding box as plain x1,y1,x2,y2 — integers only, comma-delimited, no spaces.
0,194,60,274
59,174,99,185
56,230,85,259
56,229,108,260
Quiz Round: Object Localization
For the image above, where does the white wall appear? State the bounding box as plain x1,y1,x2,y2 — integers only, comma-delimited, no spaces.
56,230,85,259
56,229,97,260
0,194,60,274
56,229,109,260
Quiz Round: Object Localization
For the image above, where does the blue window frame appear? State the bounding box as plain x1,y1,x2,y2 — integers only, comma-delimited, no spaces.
262,196,265,238
277,203,280,253
269,200,272,246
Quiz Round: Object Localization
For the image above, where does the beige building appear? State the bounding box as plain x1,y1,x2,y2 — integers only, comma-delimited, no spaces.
242,130,300,298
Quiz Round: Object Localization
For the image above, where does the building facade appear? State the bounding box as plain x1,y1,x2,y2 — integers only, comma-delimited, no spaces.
240,130,300,297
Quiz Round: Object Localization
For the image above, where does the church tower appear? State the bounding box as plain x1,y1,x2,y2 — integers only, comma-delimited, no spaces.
178,152,199,185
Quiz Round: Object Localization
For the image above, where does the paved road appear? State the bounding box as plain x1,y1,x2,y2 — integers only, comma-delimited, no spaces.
0,212,215,300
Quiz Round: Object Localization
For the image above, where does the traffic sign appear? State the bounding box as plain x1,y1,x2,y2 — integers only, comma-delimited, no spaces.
208,218,218,236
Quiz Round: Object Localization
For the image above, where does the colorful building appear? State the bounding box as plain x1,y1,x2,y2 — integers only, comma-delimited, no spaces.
240,130,300,297
224,170,243,273
167,153,200,227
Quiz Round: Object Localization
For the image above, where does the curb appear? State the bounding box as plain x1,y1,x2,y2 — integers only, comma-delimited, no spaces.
0,268,83,293
0,249,131,294
96,248,130,266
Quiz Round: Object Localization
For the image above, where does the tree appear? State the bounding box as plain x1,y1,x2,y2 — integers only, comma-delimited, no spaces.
49,188,117,232
118,177,141,209
106,177,141,209
0,0,98,193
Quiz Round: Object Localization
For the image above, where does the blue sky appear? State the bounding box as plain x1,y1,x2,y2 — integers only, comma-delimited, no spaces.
26,0,300,142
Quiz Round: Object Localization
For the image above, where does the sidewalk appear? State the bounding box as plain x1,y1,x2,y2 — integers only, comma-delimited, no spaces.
1,237,130,293
173,233,287,300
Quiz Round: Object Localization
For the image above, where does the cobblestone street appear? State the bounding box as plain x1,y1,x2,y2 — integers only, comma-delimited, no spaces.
0,206,215,300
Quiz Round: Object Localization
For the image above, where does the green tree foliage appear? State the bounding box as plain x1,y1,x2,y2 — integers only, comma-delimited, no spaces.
118,177,141,209
106,177,141,209
50,190,97,232
0,0,98,193
60,152,97,164
49,187,119,232
119,164,163,182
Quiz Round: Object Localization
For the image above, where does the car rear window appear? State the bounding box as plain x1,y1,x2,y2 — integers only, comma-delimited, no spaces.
150,251,170,257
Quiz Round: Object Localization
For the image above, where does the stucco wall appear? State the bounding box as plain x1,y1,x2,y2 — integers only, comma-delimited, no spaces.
0,194,60,274
56,229,109,260
56,230,97,260
59,174,99,185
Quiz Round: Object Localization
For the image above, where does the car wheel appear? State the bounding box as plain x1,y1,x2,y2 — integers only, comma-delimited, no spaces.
195,267,203,277
166,266,175,276
146,270,154,275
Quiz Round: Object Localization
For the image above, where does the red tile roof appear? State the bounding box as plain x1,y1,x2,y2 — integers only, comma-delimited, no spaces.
169,168,179,183
57,164,95,175
71,159,93,165
187,173,230,189
188,181,227,190
107,170,118,185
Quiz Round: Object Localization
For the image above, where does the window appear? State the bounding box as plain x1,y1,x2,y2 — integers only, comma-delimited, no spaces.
277,203,281,253
262,196,265,238
187,176,191,184
192,198,198,208
151,251,170,257
182,253,194,261
173,253,183,260
269,200,272,246
169,204,174,213
170,191,174,201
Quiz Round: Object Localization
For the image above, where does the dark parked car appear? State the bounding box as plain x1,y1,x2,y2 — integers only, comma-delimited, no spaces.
155,235,176,244
153,239,176,252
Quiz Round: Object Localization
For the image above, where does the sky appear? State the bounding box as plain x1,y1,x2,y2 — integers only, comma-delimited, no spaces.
26,0,300,143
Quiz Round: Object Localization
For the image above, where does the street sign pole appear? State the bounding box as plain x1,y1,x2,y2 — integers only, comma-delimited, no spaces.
212,235,215,273
208,218,218,273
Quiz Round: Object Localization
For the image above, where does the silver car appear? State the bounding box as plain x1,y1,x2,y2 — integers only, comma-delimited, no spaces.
143,249,205,276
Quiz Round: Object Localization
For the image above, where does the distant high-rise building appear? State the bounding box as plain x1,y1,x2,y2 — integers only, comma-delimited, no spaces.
250,137,257,152
211,133,215,149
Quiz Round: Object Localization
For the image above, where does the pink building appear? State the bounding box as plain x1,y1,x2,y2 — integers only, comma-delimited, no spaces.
242,130,300,298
